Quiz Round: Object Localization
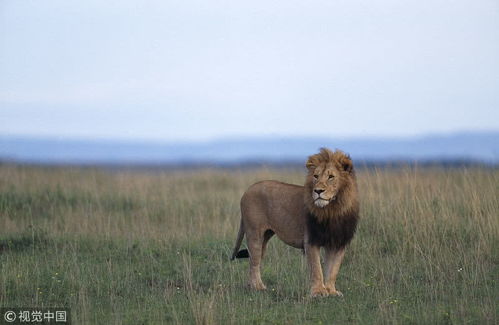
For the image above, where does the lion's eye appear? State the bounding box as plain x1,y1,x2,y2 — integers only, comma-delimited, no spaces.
328,175,334,180
313,174,319,179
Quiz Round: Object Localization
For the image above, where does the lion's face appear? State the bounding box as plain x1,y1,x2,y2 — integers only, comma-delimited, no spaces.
305,149,354,209
308,164,343,207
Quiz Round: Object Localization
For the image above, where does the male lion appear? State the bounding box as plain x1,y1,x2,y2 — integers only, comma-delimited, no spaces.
231,148,359,297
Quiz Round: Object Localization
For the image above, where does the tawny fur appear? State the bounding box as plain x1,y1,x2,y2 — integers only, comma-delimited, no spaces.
231,148,359,297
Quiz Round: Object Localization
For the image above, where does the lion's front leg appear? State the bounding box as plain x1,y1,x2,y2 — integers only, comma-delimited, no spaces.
305,243,328,297
324,247,346,296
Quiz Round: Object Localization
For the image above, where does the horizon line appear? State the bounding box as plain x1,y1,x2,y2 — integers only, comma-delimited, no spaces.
1,129,498,144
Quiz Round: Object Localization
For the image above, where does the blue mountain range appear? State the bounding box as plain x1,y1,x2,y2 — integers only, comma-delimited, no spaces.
1,132,498,165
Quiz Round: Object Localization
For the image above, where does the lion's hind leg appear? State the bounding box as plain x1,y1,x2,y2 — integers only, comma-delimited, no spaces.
247,233,267,290
260,229,274,259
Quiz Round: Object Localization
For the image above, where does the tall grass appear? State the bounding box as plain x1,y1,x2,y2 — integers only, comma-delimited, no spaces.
0,165,497,324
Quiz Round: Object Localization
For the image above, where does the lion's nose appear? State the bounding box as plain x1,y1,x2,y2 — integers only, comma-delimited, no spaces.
314,189,324,195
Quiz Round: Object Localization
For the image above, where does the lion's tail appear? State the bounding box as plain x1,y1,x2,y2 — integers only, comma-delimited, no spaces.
230,219,249,260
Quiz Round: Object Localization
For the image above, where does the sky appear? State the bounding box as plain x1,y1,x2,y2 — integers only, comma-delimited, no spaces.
1,0,498,142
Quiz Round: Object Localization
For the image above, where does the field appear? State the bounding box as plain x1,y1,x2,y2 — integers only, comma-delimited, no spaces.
0,165,497,324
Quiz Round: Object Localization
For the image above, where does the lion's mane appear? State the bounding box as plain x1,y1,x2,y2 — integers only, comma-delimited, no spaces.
304,148,360,249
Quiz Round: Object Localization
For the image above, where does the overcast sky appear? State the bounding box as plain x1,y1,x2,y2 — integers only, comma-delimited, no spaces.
1,0,498,142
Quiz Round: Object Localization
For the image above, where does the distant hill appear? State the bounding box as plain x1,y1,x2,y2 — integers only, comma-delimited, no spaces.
1,132,498,165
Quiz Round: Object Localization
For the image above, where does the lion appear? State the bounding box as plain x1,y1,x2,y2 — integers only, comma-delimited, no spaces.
230,148,359,297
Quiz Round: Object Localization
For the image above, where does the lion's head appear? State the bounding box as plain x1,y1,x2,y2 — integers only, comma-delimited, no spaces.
304,148,358,220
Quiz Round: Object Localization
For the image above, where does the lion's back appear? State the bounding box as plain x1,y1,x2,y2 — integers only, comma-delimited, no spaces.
241,180,303,211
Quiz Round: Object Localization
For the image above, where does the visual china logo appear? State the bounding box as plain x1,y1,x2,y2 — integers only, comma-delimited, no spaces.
1,308,70,324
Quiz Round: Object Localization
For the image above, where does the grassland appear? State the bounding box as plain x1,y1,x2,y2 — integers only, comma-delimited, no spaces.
0,165,497,324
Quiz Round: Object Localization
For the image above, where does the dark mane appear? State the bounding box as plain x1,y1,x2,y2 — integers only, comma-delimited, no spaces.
304,148,360,249
306,209,359,249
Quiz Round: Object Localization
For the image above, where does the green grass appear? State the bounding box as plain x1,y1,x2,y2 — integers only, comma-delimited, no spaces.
0,165,497,324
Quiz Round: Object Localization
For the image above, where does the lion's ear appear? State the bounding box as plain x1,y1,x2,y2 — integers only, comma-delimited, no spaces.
338,153,353,173
306,155,319,171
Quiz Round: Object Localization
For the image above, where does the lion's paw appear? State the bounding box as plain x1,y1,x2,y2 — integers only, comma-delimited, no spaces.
310,286,329,298
248,281,267,291
326,287,343,297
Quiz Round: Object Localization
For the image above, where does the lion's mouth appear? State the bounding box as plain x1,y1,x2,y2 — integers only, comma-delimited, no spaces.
313,195,336,208
314,198,329,208
314,195,336,201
